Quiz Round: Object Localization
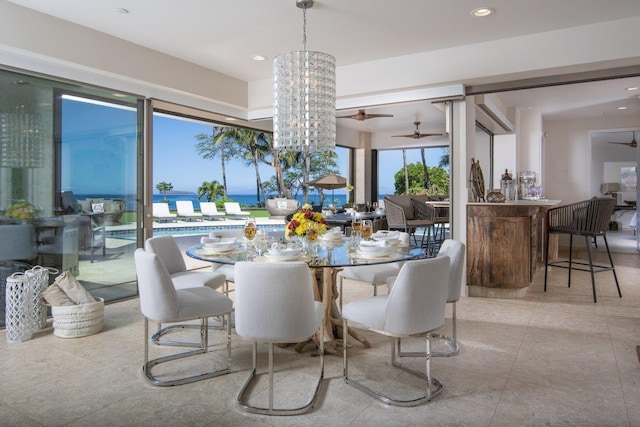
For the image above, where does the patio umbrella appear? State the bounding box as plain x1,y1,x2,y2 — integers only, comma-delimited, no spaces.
306,174,347,205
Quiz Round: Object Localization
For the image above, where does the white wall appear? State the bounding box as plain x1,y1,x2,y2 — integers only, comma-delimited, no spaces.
493,134,517,189
517,108,543,185
0,0,248,117
544,115,640,204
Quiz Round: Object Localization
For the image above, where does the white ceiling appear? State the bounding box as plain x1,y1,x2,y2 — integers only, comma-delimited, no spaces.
7,0,640,134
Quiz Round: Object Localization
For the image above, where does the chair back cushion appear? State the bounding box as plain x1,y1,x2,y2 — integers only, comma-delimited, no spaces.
385,257,450,335
134,249,179,321
200,202,219,214
144,235,186,275
152,203,172,216
176,200,195,215
437,239,466,303
224,202,243,214
234,261,321,342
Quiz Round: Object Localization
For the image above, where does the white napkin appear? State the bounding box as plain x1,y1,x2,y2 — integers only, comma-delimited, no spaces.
322,227,342,240
359,239,387,247
373,230,399,240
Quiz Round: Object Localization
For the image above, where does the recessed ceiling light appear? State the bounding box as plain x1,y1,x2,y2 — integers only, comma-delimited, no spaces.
471,7,495,17
116,8,129,14
617,106,628,110
225,117,237,121
113,93,127,98
251,55,266,61
625,87,638,91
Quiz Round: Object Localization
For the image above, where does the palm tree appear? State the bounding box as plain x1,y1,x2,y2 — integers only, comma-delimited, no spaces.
439,148,450,168
420,147,431,190
194,126,242,198
155,181,173,202
197,180,224,202
402,150,409,194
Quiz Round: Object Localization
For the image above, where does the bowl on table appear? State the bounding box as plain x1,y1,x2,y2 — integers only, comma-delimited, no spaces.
265,247,304,261
321,229,343,241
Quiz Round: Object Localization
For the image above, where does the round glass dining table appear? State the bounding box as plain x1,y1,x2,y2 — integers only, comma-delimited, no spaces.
187,235,425,355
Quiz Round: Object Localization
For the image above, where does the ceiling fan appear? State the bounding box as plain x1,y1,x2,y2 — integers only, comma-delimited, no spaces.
392,121,442,139
336,109,394,121
608,131,637,148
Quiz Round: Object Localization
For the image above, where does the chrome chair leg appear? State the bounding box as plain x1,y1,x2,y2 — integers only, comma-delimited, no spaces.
343,319,443,407
237,329,325,415
143,314,231,387
397,302,459,358
431,301,459,357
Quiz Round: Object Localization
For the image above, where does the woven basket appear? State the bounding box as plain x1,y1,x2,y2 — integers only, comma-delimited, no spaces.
51,298,104,338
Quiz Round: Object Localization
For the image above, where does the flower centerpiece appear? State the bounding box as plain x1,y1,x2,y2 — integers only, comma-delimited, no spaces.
285,203,328,239
6,200,38,220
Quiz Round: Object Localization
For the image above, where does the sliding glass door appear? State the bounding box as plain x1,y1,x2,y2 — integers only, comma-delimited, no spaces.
55,91,141,301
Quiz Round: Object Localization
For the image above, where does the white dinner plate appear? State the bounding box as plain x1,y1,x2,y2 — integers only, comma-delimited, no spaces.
355,250,391,259
200,246,238,255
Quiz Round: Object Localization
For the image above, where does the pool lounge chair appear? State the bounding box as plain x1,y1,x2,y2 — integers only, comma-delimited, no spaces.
176,200,203,221
152,203,177,223
223,202,250,219
200,202,225,220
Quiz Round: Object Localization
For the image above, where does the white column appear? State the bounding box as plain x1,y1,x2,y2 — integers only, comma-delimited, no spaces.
354,132,372,205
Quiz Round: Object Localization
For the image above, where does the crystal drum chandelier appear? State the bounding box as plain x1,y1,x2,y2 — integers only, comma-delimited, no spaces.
0,105,43,168
273,0,336,152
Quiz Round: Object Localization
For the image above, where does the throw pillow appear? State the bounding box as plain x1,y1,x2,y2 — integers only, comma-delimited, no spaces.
55,270,97,304
41,283,76,306
91,203,104,213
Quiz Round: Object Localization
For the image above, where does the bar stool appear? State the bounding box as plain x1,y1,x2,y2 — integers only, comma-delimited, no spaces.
544,197,621,303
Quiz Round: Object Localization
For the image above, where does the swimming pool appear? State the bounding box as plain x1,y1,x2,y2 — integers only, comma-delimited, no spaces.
108,224,286,240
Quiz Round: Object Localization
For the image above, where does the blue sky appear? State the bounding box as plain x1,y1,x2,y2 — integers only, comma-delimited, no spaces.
153,114,447,196
61,97,446,197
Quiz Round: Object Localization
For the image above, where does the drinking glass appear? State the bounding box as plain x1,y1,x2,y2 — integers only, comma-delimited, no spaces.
351,218,362,234
244,218,257,241
361,219,373,240
255,229,268,255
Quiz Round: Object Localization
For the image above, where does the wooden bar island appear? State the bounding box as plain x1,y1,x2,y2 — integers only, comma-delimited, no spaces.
467,200,561,298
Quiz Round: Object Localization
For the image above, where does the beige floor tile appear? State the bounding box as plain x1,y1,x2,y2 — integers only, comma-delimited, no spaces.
1,250,639,425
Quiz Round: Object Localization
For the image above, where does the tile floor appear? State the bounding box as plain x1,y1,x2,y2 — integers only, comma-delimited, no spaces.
1,250,639,426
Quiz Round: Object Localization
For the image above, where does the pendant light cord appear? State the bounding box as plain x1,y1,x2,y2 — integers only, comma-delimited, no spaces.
302,5,307,52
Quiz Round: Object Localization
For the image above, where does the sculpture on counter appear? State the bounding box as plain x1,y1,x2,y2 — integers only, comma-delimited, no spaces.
469,158,485,202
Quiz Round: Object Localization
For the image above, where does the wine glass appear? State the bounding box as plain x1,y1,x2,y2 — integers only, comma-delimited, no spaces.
351,218,362,234
361,219,373,240
244,218,257,241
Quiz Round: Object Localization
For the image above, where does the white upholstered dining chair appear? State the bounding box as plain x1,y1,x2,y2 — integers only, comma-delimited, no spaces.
234,261,325,415
208,228,246,294
144,235,226,290
134,248,233,386
395,239,466,358
337,231,410,308
342,256,450,406
144,235,227,346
